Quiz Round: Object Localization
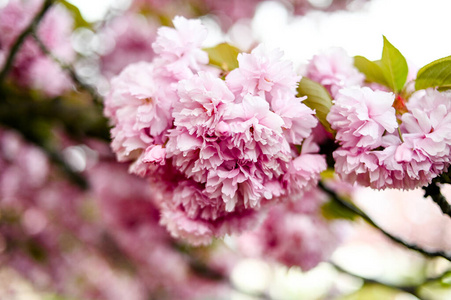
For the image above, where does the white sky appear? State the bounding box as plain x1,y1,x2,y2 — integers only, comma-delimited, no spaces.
67,0,451,70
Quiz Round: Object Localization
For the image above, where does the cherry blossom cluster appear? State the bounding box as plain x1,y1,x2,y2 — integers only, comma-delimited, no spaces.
104,16,326,245
306,49,451,190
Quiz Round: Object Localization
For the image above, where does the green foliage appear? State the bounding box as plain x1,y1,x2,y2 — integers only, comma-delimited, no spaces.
415,55,451,90
354,56,387,86
297,77,334,133
204,43,241,72
58,0,91,29
380,36,408,93
354,36,408,93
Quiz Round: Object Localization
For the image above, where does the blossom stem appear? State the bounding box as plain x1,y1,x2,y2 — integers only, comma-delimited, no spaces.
423,182,451,218
397,127,404,143
0,0,55,85
318,181,451,261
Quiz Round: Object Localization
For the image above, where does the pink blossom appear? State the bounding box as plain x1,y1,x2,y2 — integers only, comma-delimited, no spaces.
333,147,381,188
99,13,157,78
104,61,174,162
270,91,317,144
152,16,209,79
0,0,74,96
226,45,300,101
226,94,288,160
284,138,327,197
401,88,451,158
305,48,364,97
327,87,398,149
105,17,329,245
174,71,235,137
142,145,166,165
159,179,262,245
238,187,344,270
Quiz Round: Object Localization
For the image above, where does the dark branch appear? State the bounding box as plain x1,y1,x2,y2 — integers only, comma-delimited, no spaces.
0,0,54,84
423,182,451,218
318,181,451,262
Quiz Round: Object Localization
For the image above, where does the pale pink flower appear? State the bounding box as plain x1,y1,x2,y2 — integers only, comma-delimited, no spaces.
160,207,214,246
333,147,381,188
174,71,235,137
226,45,300,101
104,61,174,162
226,94,288,160
238,187,344,270
284,137,327,197
327,87,398,149
401,88,451,158
104,17,332,245
270,91,317,144
305,47,364,97
159,179,262,245
142,145,166,165
152,16,209,79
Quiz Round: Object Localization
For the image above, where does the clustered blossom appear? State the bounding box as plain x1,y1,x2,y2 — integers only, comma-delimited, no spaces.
105,16,326,246
238,186,346,270
304,48,365,97
328,86,451,189
0,0,75,96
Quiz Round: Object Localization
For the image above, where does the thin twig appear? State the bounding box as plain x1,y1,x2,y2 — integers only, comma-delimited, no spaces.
318,181,451,262
423,182,451,218
30,32,103,107
331,262,421,298
0,0,54,84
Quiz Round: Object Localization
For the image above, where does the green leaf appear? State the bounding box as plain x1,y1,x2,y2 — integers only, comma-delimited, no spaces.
380,36,408,93
415,55,451,90
58,0,91,29
297,77,334,133
354,37,408,93
354,56,387,86
203,43,241,72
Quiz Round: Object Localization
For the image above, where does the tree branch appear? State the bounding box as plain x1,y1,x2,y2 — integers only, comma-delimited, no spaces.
0,0,55,84
318,181,451,262
30,32,103,107
423,181,451,218
330,262,421,298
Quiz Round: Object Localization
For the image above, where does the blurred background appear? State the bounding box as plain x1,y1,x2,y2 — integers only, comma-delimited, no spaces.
1,0,451,299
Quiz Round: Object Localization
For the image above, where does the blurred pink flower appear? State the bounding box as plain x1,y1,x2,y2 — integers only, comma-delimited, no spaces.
305,48,364,97
0,0,74,96
99,13,157,78
239,186,345,270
